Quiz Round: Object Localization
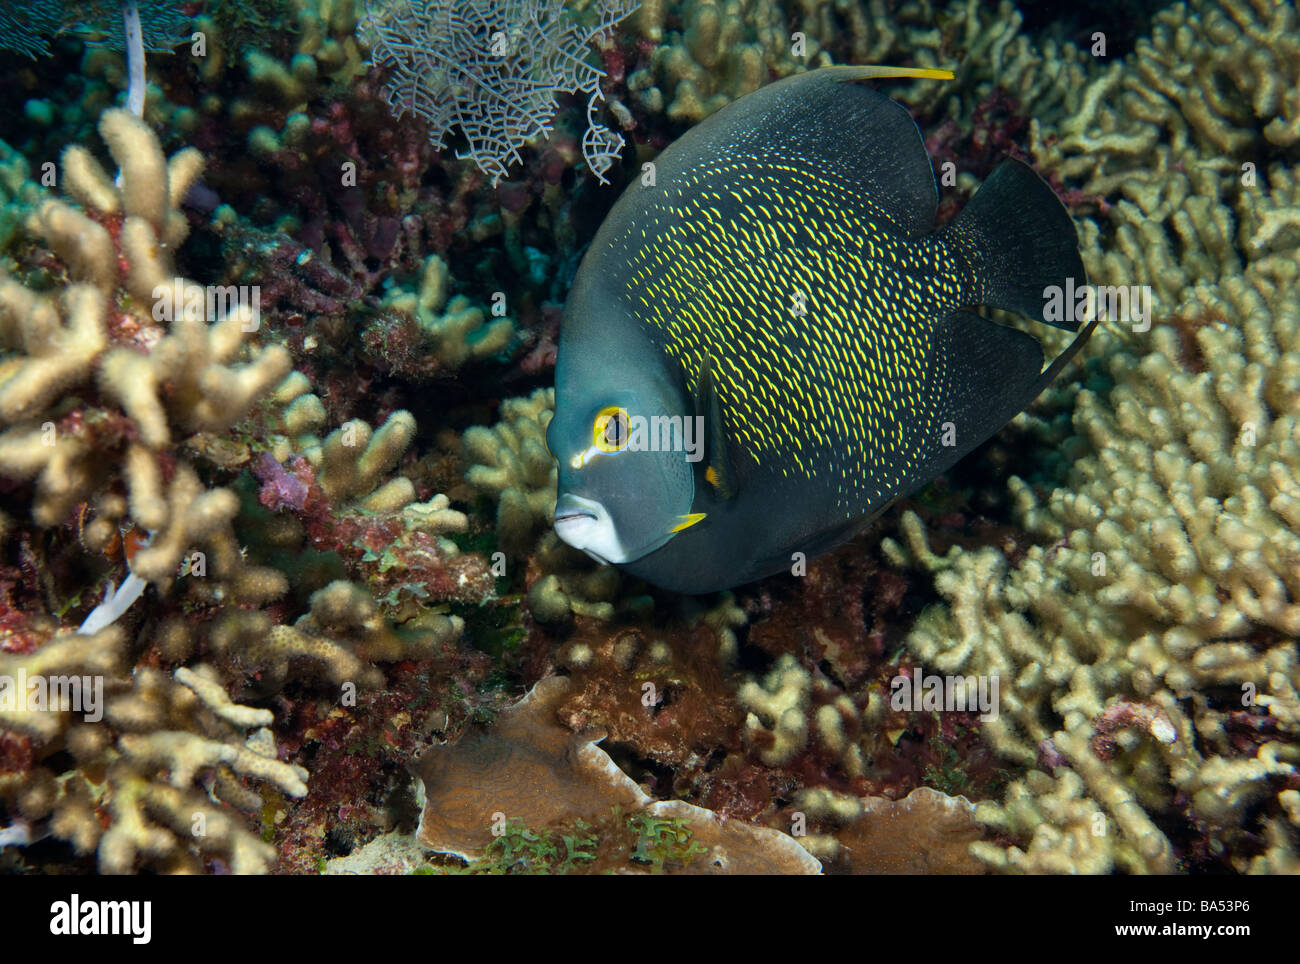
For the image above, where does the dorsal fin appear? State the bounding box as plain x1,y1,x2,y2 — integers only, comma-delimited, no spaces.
636,66,950,239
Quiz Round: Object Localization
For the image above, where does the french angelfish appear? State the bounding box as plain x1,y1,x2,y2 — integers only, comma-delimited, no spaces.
547,66,1096,594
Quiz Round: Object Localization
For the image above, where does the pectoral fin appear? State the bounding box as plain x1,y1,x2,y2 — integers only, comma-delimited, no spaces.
696,353,736,500
671,512,707,533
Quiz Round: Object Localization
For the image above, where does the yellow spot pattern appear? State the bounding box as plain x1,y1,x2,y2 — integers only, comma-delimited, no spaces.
618,147,973,515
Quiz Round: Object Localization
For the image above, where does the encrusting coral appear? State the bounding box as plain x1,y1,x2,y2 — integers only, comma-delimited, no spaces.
794,785,984,874
414,674,821,873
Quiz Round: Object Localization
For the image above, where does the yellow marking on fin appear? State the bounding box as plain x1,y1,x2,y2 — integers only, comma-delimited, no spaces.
705,466,720,487
671,512,707,533
822,65,956,82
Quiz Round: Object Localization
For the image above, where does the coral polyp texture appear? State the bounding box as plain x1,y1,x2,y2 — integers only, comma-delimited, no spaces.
462,387,556,556
378,253,517,371
880,0,1300,875
1,0,1298,880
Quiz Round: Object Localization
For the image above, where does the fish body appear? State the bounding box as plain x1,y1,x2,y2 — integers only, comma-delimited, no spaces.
548,67,1094,594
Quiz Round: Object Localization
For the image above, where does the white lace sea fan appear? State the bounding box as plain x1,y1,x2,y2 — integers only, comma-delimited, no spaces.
364,0,638,184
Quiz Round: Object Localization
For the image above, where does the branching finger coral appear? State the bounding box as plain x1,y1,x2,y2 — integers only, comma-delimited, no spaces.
307,409,418,509
463,387,556,557
0,103,488,875
881,0,1300,874
2,662,306,874
377,253,516,372
0,109,290,573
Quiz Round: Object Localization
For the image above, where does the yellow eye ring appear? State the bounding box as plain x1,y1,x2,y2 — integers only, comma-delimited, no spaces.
593,406,630,452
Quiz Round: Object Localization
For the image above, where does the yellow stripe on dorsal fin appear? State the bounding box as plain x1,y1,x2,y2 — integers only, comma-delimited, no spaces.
822,65,956,82
670,512,707,533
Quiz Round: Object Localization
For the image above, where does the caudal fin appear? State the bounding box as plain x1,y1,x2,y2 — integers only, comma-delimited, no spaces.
943,158,1086,332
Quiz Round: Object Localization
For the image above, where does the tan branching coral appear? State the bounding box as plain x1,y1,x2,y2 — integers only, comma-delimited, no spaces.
1024,0,1300,319
0,138,40,251
305,409,419,509
0,627,127,742
292,578,463,665
881,0,1300,874
628,0,814,122
971,768,1145,875
628,0,1091,128
0,109,290,568
735,647,885,775
738,654,812,767
526,532,625,622
463,387,556,556
0,106,457,874
379,254,515,370
2,663,305,874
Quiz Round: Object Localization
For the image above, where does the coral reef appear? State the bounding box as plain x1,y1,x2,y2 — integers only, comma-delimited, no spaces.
376,253,516,373
0,656,306,873
0,103,490,875
624,0,1092,132
880,0,1300,874
796,786,985,874
739,654,815,767
414,674,820,873
628,0,824,123
1,110,289,552
414,675,648,859
2,0,1297,879
462,387,557,557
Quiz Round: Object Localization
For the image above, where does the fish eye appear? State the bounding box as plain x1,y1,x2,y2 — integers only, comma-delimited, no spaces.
593,406,630,452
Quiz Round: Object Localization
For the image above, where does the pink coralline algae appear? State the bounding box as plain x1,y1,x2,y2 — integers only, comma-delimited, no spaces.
254,452,311,513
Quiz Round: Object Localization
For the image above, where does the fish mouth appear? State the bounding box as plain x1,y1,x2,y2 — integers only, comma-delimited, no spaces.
553,494,619,564
554,493,599,531
554,507,597,525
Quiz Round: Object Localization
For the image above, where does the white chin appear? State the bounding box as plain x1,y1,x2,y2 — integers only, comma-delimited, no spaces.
554,498,630,564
